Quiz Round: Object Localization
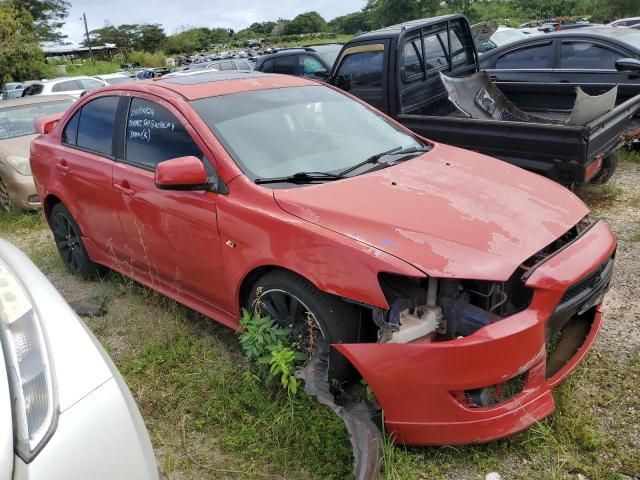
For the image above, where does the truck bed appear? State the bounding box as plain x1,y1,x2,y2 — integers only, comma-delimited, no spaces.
399,90,640,185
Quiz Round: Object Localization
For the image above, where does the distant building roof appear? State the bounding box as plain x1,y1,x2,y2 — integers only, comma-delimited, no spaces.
41,43,117,55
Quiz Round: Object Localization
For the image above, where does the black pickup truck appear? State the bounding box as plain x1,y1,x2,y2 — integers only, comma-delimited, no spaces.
328,15,640,186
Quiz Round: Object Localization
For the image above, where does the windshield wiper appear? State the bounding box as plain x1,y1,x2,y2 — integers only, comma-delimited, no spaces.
339,145,431,176
255,171,344,185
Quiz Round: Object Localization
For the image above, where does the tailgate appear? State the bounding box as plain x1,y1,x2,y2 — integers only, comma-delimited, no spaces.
585,92,640,161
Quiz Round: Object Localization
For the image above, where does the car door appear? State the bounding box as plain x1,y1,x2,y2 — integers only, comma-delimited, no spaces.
331,42,390,113
111,95,228,307
55,95,129,258
551,39,639,107
483,39,555,111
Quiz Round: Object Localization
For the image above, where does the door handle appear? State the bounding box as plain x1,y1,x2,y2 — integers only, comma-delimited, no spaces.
56,160,70,173
113,183,134,196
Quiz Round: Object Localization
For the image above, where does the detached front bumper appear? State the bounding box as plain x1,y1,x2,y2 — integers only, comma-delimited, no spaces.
335,221,616,446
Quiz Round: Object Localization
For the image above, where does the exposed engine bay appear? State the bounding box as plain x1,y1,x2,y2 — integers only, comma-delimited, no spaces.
374,271,533,344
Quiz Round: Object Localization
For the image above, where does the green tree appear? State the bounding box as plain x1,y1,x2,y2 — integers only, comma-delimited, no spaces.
10,0,69,42
138,24,166,52
285,11,327,34
328,11,371,34
0,3,50,86
364,0,439,28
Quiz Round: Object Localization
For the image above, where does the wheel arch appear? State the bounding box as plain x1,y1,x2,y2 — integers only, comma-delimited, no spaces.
237,264,311,312
43,193,63,223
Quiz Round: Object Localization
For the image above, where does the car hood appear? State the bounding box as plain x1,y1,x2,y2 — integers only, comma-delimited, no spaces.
274,144,588,281
0,134,37,158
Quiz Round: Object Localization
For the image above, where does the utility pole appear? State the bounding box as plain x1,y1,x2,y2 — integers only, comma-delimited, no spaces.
83,13,94,61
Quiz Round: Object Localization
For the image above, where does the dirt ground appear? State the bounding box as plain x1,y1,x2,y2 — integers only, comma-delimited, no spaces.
2,159,640,479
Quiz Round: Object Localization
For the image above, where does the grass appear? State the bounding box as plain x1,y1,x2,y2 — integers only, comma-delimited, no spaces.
0,208,46,234
620,148,640,164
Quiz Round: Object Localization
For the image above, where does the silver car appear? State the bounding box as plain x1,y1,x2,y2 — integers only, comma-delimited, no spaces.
0,240,159,480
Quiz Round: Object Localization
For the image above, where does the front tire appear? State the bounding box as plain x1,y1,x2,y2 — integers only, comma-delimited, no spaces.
50,203,104,279
247,270,360,382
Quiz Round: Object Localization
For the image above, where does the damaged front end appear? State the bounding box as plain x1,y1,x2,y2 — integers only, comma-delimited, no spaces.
328,220,616,447
374,270,533,348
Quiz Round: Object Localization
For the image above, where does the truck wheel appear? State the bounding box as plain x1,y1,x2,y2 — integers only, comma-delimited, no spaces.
591,151,619,184
247,270,360,382
50,203,104,279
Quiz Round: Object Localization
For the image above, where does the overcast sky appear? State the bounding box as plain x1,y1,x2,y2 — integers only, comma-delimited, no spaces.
63,0,367,44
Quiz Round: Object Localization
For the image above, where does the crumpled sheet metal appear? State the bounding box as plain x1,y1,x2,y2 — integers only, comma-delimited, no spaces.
296,342,383,480
440,71,617,126
566,85,617,125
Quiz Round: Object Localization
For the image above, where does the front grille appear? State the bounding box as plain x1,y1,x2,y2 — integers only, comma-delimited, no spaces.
556,257,614,312
559,262,606,304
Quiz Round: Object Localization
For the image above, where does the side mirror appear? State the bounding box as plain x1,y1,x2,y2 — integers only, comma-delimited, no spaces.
615,58,640,73
155,156,209,191
34,112,64,134
313,68,329,79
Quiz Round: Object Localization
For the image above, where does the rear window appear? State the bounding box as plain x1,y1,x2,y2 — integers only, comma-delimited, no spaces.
52,80,81,92
74,96,119,156
403,37,424,78
273,55,298,75
0,100,74,140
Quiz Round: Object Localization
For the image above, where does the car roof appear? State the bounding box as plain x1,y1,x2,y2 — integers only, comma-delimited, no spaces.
99,71,317,101
351,14,464,42
0,94,75,109
40,76,103,84
482,26,640,58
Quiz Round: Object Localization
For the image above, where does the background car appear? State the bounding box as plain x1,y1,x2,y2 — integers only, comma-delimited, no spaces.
167,58,253,77
254,44,342,80
21,76,107,98
476,27,538,54
608,16,640,27
94,72,135,85
0,239,159,480
1,83,27,101
136,68,170,80
0,95,75,211
479,26,640,110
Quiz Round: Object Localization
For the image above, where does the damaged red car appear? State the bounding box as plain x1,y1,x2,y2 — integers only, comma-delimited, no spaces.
30,72,616,446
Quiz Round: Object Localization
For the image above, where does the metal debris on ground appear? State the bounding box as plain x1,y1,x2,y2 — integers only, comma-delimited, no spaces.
296,341,383,480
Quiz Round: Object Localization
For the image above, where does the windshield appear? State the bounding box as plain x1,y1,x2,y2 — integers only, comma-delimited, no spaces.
0,100,74,140
318,49,340,68
191,86,422,181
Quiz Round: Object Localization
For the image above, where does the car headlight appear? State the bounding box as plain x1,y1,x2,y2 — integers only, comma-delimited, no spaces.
5,155,32,176
0,260,56,461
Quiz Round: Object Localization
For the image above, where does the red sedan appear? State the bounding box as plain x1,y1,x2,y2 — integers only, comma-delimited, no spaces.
30,71,616,445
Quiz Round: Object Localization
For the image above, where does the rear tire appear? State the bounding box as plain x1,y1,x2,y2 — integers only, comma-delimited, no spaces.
247,270,361,383
591,151,618,184
50,203,104,279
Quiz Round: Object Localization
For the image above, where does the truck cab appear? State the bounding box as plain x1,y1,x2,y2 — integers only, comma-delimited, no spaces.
329,15,640,186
